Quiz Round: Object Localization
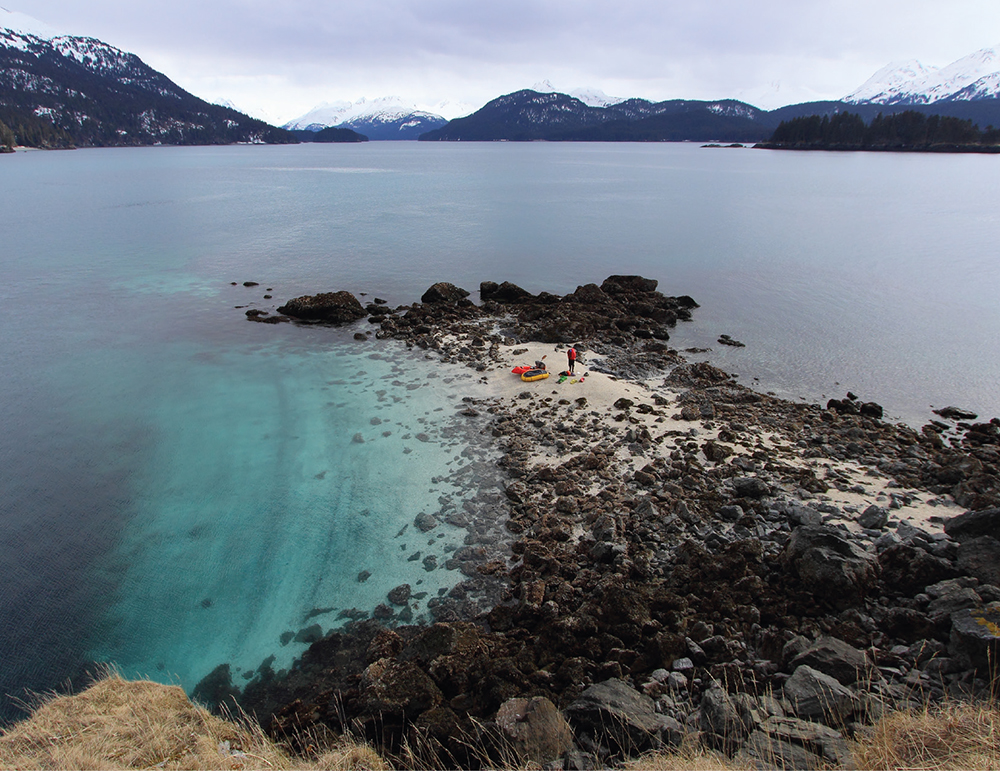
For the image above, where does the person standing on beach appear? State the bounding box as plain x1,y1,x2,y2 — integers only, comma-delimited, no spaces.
567,344,578,375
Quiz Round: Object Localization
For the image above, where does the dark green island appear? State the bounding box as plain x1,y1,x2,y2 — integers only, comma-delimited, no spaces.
757,110,1000,153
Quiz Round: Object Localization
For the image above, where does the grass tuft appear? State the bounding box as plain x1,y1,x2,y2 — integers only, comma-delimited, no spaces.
851,700,1000,771
0,670,385,771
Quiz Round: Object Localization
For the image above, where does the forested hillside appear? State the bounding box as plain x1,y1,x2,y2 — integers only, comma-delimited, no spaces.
759,110,1000,151
0,28,296,148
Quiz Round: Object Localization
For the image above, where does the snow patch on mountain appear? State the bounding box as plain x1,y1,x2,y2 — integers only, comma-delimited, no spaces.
0,7,61,39
51,36,139,78
707,102,759,119
845,46,1000,104
530,80,625,107
284,96,445,130
844,60,939,103
949,71,1000,101
422,98,476,120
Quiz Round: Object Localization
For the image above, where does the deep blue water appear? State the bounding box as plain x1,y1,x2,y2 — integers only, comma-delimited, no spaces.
1,142,998,719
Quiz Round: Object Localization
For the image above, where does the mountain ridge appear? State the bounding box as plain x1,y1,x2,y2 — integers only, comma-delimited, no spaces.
844,45,1000,105
4,10,1000,148
0,12,296,147
283,96,447,140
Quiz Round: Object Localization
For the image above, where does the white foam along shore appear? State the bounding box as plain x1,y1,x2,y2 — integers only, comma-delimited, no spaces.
483,339,960,537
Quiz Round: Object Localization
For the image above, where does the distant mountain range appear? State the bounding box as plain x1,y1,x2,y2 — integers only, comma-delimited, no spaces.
2,8,999,149
844,46,1000,104
421,47,1000,143
283,96,448,140
419,90,779,142
0,8,295,147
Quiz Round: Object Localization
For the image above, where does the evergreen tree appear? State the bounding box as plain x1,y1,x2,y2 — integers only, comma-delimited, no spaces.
0,119,14,153
766,109,998,151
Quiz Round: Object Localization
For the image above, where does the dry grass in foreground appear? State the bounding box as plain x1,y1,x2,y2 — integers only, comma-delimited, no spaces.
851,699,1000,771
1,672,997,770
623,700,1000,771
0,672,386,770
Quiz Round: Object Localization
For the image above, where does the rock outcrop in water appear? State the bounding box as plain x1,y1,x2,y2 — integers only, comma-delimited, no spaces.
230,275,1000,769
275,291,367,323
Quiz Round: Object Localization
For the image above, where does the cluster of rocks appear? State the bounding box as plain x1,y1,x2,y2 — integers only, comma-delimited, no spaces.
228,276,1000,769
246,275,697,378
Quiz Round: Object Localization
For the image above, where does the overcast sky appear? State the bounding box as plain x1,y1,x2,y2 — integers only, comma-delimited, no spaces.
11,0,1000,124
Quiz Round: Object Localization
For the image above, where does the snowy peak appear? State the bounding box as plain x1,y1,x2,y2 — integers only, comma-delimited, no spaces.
1,11,183,98
932,46,1000,101
950,71,1000,101
0,7,61,39
284,96,440,130
845,45,1000,104
530,80,625,108
0,9,292,147
283,96,448,140
844,60,939,104
569,88,626,108
283,100,355,130
424,99,476,121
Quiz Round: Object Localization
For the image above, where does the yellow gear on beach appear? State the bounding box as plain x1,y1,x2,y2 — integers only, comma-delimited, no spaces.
520,369,549,382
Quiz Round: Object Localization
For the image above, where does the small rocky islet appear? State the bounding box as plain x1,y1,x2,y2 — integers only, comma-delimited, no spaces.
217,275,1000,769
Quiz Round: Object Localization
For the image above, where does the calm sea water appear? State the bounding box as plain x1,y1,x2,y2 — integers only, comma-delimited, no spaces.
1,142,998,719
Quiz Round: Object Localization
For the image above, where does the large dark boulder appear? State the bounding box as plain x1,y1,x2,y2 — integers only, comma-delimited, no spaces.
601,275,658,294
480,280,535,303
566,283,610,304
733,477,771,499
421,282,470,303
948,607,1000,672
566,678,682,757
956,536,1000,586
495,697,574,765
276,291,366,322
742,716,851,769
782,665,860,723
879,543,960,595
934,406,978,420
357,658,444,719
699,686,766,752
783,526,880,609
944,508,1000,541
789,636,870,685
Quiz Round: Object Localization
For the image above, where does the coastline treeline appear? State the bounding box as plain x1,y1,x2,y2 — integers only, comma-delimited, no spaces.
759,110,1000,152
0,118,15,152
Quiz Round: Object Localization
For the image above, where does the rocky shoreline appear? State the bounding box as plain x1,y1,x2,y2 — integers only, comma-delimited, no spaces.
224,276,1000,769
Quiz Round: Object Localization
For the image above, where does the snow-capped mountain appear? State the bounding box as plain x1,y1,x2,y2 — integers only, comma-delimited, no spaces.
0,6,61,39
420,88,772,142
424,99,477,121
531,80,626,108
0,9,292,146
283,96,448,140
845,46,1000,104
843,60,939,104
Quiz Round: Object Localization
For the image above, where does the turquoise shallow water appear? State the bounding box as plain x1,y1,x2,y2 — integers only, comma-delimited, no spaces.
82,338,499,690
1,142,999,720
2,315,501,707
